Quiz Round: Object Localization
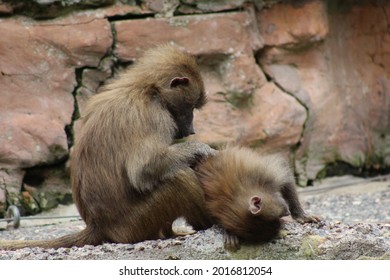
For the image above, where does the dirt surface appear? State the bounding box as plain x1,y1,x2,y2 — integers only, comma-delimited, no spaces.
0,176,389,260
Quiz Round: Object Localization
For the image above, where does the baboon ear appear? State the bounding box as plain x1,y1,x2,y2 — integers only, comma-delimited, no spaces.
170,77,190,88
249,196,262,215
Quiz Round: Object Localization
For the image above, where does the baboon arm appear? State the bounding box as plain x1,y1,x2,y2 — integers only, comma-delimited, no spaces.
280,183,306,218
126,141,215,192
281,183,321,223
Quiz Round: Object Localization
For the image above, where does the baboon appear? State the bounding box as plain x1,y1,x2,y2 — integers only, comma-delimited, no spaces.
0,44,214,250
0,47,318,252
195,146,320,250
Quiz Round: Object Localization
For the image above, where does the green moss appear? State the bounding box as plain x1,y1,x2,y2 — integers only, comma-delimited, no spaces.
49,144,68,157
5,192,20,209
20,192,40,215
229,245,264,260
31,191,58,211
168,18,190,28
218,91,254,109
299,235,325,259
278,230,289,239
32,190,73,211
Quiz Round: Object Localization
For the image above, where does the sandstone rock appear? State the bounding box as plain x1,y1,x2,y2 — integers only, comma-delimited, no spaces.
221,53,266,96
258,0,328,47
76,56,114,116
142,0,165,13
258,1,390,184
93,2,152,18
263,64,302,94
0,114,70,167
26,2,152,25
142,0,179,17
0,2,12,15
178,0,246,14
115,12,262,60
0,169,25,214
192,82,306,151
0,17,112,168
3,0,115,19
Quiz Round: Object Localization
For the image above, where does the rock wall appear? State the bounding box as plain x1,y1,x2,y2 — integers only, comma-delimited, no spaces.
0,0,389,215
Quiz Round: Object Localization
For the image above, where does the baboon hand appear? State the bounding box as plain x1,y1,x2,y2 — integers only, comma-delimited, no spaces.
294,213,321,224
172,141,217,166
189,141,217,158
187,142,217,167
223,230,240,252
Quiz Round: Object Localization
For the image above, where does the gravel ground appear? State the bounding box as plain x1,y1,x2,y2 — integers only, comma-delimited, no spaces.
301,177,390,224
0,176,389,260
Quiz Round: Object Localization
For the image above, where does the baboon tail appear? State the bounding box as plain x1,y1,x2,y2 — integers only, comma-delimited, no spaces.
0,226,102,250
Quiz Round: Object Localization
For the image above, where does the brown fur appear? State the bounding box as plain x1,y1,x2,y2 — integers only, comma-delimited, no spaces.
196,146,320,249
0,45,214,250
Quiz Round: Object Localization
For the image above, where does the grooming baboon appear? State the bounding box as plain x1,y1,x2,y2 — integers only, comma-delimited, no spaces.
195,146,320,250
0,45,214,250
